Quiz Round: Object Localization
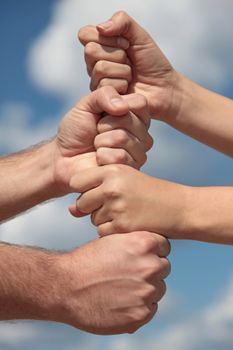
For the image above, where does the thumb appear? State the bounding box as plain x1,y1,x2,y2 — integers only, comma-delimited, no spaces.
78,86,130,116
97,11,153,45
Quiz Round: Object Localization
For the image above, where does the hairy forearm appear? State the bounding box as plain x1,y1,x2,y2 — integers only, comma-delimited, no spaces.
179,186,233,244
0,242,61,321
0,141,58,221
163,73,233,157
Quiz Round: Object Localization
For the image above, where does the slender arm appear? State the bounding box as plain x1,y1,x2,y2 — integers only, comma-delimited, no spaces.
164,73,233,157
181,185,233,244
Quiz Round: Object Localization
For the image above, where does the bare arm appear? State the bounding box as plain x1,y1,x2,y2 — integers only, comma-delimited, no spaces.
0,141,58,221
0,242,60,321
71,164,233,245
165,73,233,157
0,232,170,334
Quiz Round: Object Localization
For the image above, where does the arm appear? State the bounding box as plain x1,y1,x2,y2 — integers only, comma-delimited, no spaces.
0,232,170,334
79,11,233,157
0,141,58,221
70,164,233,245
165,73,233,157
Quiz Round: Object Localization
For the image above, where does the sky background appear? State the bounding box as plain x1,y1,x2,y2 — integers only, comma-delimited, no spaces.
0,0,233,349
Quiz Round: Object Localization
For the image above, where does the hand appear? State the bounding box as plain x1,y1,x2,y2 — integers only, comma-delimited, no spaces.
69,164,188,238
54,231,171,335
52,86,152,195
78,11,181,120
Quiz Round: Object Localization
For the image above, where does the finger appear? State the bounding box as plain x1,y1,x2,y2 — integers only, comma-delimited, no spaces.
90,61,132,91
152,234,171,258
84,42,128,74
78,86,129,117
122,93,150,128
97,11,153,46
94,129,147,168
97,113,153,151
153,280,167,303
153,258,171,280
68,204,88,218
96,147,136,168
75,187,104,214
91,205,112,227
157,258,171,280
69,166,106,193
97,221,115,237
98,78,129,94
78,25,130,49
145,281,166,308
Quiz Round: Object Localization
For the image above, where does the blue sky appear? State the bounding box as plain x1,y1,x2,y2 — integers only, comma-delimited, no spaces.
0,1,233,349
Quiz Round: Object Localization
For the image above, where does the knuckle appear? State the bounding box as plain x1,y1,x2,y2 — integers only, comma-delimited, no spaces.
94,134,101,148
128,232,154,252
158,280,167,300
84,42,98,58
153,281,167,303
113,129,129,146
106,163,123,175
145,134,154,151
98,78,128,94
115,10,129,20
117,80,129,94
77,26,94,44
153,234,171,256
131,306,152,325
142,283,156,301
112,218,127,233
125,64,132,77
154,258,171,280
94,60,106,75
138,152,147,168
162,258,171,278
97,225,108,237
77,27,88,42
141,234,160,252
95,147,106,165
113,149,129,164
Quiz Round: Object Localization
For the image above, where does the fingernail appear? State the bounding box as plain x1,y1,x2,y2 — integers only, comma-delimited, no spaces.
117,37,129,49
97,20,113,30
110,97,125,107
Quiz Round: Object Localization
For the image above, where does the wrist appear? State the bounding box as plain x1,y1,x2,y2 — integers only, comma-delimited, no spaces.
52,146,98,197
150,70,184,123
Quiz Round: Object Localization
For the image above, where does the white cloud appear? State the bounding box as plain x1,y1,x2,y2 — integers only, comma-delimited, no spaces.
0,102,57,153
28,0,233,102
0,197,96,250
0,322,39,347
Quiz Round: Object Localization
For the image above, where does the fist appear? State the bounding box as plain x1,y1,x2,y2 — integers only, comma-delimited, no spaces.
55,231,171,335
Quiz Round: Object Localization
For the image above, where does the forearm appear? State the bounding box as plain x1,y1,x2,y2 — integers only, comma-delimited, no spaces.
162,73,233,157
179,186,233,244
0,140,58,221
0,242,61,321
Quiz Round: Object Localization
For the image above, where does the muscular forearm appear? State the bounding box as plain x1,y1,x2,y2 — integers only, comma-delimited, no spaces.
0,141,58,221
0,242,61,321
163,73,233,157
